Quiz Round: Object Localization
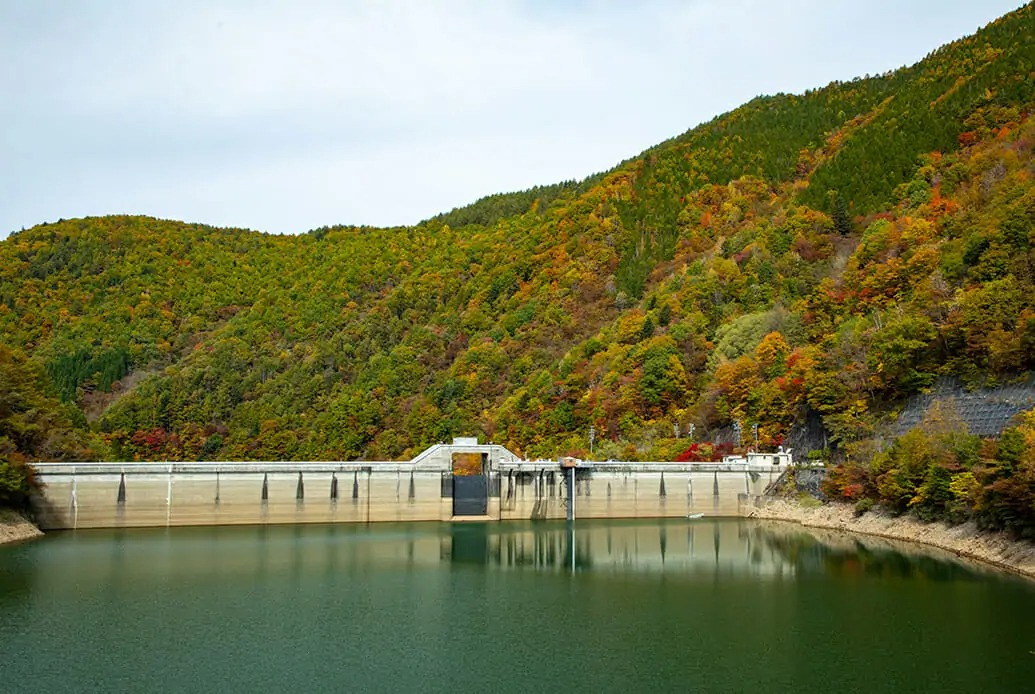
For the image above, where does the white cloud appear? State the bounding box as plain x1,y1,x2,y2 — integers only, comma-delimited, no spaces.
0,0,1026,237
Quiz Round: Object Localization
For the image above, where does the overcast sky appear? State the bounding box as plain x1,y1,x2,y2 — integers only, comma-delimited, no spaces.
0,1,1025,239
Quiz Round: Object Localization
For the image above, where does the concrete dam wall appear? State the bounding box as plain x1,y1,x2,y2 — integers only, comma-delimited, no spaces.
31,442,789,530
498,462,783,522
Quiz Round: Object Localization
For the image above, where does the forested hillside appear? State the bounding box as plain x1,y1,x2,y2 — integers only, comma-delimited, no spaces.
1,1,1032,497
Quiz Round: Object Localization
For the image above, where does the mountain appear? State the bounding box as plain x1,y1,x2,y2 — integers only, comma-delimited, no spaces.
1,3,1033,472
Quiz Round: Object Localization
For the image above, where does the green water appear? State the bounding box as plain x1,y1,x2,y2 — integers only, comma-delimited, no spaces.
1,519,1034,693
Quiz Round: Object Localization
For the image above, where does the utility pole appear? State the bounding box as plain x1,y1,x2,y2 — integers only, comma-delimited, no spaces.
752,423,759,450
588,425,596,455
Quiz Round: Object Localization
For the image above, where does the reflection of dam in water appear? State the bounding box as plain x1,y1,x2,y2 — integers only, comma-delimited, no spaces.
450,519,800,579
30,439,790,530
38,519,980,590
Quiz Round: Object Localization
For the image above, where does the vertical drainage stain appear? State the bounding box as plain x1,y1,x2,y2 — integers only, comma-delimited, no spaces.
713,471,720,513
261,473,269,503
330,473,338,501
408,471,415,503
352,471,360,502
71,473,79,529
296,472,305,502
116,473,126,505
214,471,221,505
659,473,667,498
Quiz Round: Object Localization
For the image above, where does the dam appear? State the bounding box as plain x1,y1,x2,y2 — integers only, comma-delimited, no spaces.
30,438,791,530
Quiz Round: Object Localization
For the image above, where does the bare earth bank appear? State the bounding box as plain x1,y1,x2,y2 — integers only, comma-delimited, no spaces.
749,499,1035,580
0,508,44,545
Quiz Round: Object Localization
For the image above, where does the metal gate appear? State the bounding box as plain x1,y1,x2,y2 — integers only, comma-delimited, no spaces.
451,451,488,516
452,475,487,516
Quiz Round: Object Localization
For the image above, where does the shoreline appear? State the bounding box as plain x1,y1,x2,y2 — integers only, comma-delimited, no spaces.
0,508,44,545
748,499,1035,580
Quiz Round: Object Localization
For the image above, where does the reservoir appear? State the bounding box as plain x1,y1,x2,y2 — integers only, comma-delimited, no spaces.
2,518,1034,691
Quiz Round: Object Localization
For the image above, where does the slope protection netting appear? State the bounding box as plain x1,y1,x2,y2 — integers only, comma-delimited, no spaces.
892,376,1035,437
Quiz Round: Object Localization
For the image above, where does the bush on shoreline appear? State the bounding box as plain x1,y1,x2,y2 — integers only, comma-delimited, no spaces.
822,406,1035,539
0,459,41,511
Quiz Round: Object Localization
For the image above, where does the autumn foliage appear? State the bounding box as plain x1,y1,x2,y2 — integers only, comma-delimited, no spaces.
0,3,1033,539
822,406,1035,539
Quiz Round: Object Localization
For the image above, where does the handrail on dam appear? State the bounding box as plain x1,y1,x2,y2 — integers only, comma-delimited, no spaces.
32,459,788,475
30,441,792,476
32,461,398,474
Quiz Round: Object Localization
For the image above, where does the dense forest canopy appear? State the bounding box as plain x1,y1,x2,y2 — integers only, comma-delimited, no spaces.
2,4,1034,525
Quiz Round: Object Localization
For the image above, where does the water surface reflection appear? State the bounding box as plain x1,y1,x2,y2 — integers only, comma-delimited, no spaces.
1,518,1003,596
449,519,999,583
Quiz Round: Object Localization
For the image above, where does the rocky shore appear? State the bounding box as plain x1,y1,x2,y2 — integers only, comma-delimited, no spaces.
0,508,44,545
749,499,1035,580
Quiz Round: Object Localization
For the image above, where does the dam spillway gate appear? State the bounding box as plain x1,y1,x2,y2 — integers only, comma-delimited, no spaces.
450,451,489,517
